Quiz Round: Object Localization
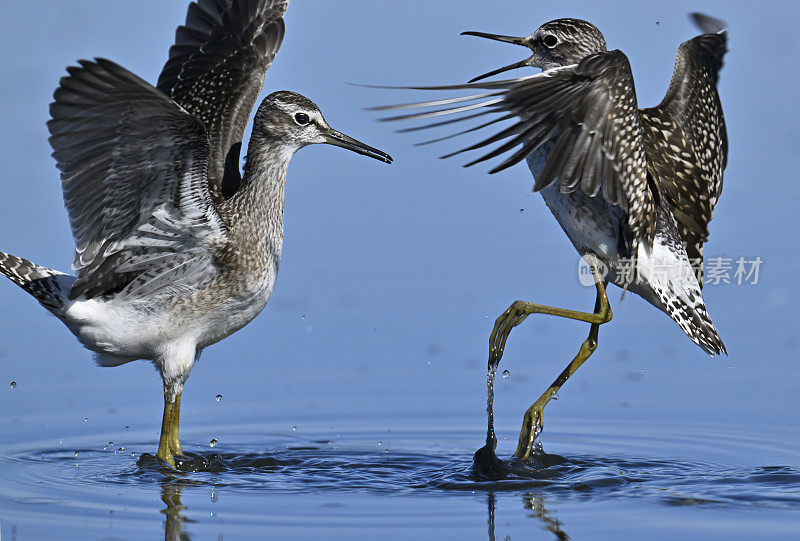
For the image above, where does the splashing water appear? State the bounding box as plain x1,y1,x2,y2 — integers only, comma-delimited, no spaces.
472,351,554,480
471,363,510,479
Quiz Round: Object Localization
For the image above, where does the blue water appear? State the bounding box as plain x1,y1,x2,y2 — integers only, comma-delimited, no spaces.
2,420,799,539
1,1,799,539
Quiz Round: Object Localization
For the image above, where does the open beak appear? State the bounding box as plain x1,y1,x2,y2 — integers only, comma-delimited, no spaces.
324,129,393,164
461,31,534,83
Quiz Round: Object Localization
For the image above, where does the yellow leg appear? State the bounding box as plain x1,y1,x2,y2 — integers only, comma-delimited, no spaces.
169,391,183,457
487,265,612,462
514,315,603,461
156,396,176,468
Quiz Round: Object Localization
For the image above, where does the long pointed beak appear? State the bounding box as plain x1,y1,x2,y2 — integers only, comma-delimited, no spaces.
467,58,532,83
461,31,534,83
461,31,529,46
324,129,393,164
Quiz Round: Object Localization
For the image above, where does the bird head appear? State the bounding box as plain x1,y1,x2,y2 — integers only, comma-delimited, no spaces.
463,18,607,82
253,91,392,163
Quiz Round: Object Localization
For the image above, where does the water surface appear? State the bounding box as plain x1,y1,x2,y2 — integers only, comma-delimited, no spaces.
2,419,799,539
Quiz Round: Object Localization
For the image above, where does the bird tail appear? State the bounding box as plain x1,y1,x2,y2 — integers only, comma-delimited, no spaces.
633,218,726,356
664,280,726,357
0,251,73,315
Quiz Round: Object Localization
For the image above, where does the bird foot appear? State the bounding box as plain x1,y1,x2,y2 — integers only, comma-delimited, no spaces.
169,438,183,457
514,404,544,463
156,448,177,470
489,301,532,367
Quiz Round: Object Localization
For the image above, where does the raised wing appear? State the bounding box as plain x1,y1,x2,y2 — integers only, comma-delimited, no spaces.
641,14,728,284
48,59,227,300
372,50,657,243
157,0,288,201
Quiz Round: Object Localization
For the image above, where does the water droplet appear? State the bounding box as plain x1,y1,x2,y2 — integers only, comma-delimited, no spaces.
215,394,222,402
553,393,559,400
301,315,306,320
58,438,63,445
292,426,297,432
329,426,333,431
124,426,130,431
117,446,124,452
520,208,525,213
502,370,510,379
73,451,79,458
209,438,218,448
9,381,16,389
377,441,382,446
83,417,88,422
108,441,114,446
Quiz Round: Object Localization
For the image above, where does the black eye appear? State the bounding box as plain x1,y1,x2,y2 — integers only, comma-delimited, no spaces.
294,112,310,125
543,34,558,48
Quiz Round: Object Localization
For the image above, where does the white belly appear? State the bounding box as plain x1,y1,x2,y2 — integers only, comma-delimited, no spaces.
60,267,277,364
526,145,624,262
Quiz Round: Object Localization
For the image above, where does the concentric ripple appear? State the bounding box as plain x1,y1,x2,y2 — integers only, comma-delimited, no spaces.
2,425,798,510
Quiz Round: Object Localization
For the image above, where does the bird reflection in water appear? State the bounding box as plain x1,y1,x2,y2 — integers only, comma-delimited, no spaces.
488,492,570,541
522,494,569,541
161,482,192,541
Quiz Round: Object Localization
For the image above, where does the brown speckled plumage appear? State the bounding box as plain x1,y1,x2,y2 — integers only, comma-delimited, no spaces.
376,14,728,355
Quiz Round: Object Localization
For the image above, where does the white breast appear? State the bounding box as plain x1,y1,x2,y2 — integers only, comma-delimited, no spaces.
526,145,623,262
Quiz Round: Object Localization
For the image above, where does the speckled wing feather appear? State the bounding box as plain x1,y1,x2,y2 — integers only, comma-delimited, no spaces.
372,51,657,244
640,16,728,286
48,59,227,300
157,0,288,202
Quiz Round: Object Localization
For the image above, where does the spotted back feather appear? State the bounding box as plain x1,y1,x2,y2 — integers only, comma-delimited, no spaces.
640,21,727,287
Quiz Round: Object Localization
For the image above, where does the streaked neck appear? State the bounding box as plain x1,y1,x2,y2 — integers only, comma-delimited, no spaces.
219,135,297,273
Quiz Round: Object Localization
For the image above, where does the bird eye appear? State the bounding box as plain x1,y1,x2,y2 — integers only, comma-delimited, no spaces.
294,112,310,125
543,34,558,48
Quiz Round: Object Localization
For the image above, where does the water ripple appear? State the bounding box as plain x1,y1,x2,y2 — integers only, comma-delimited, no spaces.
2,428,798,510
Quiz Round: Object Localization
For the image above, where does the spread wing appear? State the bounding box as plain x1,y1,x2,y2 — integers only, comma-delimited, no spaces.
372,50,657,243
48,59,227,300
641,14,728,285
157,0,288,202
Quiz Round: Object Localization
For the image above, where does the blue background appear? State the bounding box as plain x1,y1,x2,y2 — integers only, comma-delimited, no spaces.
0,1,798,539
